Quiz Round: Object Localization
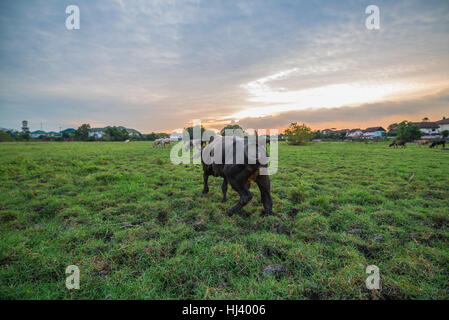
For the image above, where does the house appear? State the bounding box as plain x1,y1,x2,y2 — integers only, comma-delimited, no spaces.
170,133,183,141
322,128,337,135
362,127,386,139
125,128,142,138
346,129,363,138
47,131,60,137
89,128,106,139
436,118,449,133
88,127,142,139
412,122,440,135
31,130,47,138
61,128,75,134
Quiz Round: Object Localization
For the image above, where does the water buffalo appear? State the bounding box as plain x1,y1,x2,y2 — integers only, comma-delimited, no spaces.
194,136,273,216
429,140,446,148
389,140,407,148
414,139,429,146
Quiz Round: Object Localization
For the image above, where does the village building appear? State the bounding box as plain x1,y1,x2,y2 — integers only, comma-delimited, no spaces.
362,127,386,139
435,118,449,133
412,122,440,135
346,128,364,138
88,128,106,139
30,130,47,138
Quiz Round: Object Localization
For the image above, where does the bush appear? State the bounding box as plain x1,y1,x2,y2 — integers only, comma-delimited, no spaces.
0,131,15,142
285,123,313,145
396,121,421,142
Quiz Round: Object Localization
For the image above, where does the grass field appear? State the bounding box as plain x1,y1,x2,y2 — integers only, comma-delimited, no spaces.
0,141,448,299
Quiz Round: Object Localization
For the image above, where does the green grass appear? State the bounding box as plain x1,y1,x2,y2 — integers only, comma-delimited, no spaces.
0,141,448,299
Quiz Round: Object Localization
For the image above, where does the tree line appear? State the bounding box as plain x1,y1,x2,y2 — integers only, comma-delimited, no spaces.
2,120,447,143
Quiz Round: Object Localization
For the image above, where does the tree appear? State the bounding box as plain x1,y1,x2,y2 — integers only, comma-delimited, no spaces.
104,126,129,141
75,124,90,141
284,122,313,145
184,125,205,140
387,123,398,137
396,121,421,142
220,124,245,137
313,130,324,140
17,132,30,141
0,131,15,142
337,131,347,140
442,130,449,139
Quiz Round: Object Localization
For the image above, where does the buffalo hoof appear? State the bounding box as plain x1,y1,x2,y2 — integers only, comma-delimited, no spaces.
226,208,236,216
221,197,227,203
202,189,209,194
260,210,273,216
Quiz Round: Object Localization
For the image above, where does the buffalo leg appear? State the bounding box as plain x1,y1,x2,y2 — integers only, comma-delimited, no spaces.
221,177,228,202
256,175,273,215
226,177,253,216
202,172,209,194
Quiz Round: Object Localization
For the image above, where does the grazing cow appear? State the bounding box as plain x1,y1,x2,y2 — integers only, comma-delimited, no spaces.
125,139,130,143
389,140,407,148
160,138,171,147
153,139,161,147
429,140,446,148
414,139,429,146
194,136,273,216
153,138,171,147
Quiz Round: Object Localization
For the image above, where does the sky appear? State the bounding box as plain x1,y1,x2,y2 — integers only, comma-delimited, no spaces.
0,0,448,133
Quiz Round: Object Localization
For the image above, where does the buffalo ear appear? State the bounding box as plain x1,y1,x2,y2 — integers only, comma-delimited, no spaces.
209,136,215,143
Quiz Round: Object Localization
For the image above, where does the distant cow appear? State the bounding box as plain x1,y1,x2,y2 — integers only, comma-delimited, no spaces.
429,140,446,148
414,139,429,146
194,136,273,216
160,138,171,147
389,140,407,148
153,139,161,147
153,138,171,148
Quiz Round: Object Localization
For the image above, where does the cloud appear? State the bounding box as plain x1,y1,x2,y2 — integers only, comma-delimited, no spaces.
0,0,449,132
237,89,449,130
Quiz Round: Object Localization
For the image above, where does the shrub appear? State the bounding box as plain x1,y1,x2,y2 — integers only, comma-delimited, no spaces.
285,122,313,145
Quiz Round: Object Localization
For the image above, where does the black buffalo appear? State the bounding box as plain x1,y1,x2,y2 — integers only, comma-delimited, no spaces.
429,140,446,148
195,136,273,216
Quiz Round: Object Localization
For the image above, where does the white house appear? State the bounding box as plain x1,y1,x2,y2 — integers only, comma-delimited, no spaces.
31,130,47,138
89,128,106,139
362,127,386,139
346,129,363,138
170,133,183,141
412,122,440,135
436,118,449,133
322,128,337,135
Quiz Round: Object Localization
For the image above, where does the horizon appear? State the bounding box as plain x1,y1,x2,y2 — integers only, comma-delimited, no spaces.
1,1,449,133
2,114,448,135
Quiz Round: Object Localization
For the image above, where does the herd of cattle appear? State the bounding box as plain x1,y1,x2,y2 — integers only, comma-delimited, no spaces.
389,139,446,148
152,138,171,148
148,136,446,215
